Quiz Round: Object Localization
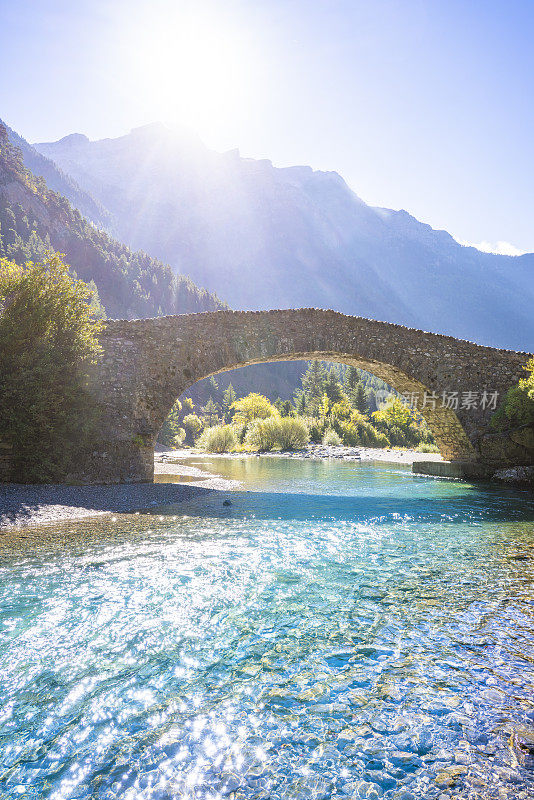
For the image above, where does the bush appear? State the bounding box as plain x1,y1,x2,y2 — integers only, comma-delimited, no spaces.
244,417,282,451
232,421,247,444
306,418,325,443
322,428,342,446
375,431,391,448
173,428,186,447
492,358,534,430
415,442,440,453
196,424,236,453
245,416,309,451
386,424,407,447
276,417,309,450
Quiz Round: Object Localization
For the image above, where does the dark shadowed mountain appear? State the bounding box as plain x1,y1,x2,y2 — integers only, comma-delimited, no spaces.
34,122,534,351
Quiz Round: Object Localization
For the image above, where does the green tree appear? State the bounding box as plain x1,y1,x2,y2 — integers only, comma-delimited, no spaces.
183,413,202,444
0,253,103,481
181,396,195,415
354,382,368,414
274,398,293,416
344,365,359,391
157,398,182,448
208,375,219,397
202,396,220,426
301,361,328,410
319,393,330,422
324,368,344,404
294,390,307,415
492,358,534,430
491,358,534,463
373,397,412,431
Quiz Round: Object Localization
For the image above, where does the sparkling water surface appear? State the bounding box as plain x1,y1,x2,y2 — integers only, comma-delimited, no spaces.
1,458,534,799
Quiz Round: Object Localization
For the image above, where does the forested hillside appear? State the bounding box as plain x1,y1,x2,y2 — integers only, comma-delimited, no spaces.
0,124,225,319
1,118,112,230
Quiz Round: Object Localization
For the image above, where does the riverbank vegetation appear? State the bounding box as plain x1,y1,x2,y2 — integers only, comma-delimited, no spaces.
158,361,437,454
0,253,103,481
491,357,534,464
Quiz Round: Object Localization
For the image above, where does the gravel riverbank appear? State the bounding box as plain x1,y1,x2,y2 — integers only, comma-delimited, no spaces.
0,482,214,530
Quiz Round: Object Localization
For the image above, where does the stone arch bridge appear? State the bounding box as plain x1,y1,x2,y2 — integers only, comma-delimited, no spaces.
76,309,530,483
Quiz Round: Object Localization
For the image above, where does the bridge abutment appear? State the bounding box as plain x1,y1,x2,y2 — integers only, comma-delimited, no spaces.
67,441,155,484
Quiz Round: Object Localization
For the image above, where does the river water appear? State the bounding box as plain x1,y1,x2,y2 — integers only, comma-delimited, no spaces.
1,458,534,799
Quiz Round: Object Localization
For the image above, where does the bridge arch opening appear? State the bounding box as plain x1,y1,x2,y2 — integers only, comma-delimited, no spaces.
151,353,473,465
155,357,442,456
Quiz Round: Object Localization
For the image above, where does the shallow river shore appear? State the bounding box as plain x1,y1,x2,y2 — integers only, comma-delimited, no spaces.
0,446,440,530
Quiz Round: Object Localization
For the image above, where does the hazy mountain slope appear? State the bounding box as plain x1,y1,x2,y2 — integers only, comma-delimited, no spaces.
35,123,534,350
0,124,225,318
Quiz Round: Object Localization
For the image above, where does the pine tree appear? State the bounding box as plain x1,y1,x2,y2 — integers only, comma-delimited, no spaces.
301,361,328,409
325,368,344,403
354,382,368,414
222,383,236,421
345,365,359,391
294,391,307,415
202,396,220,426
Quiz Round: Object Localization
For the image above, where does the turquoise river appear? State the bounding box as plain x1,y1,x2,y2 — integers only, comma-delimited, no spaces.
1,457,534,799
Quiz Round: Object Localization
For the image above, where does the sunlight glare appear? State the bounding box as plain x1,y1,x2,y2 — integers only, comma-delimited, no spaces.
119,4,255,139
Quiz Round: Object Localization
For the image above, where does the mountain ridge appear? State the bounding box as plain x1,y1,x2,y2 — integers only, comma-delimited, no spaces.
28,122,534,350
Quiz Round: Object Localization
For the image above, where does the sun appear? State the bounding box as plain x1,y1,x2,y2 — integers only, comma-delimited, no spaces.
117,4,254,141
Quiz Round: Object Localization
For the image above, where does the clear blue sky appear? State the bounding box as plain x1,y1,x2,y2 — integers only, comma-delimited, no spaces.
1,0,533,253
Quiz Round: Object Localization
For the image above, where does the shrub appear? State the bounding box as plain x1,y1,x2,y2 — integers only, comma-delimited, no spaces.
232,421,247,444
322,428,342,446
306,418,325,443
276,417,309,450
375,431,391,448
173,428,186,447
415,442,440,453
339,421,360,446
386,424,407,447
492,358,534,431
245,416,309,451
244,417,279,451
196,424,236,453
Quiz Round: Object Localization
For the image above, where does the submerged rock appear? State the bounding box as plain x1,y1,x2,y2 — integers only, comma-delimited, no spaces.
434,765,467,788
492,465,534,486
